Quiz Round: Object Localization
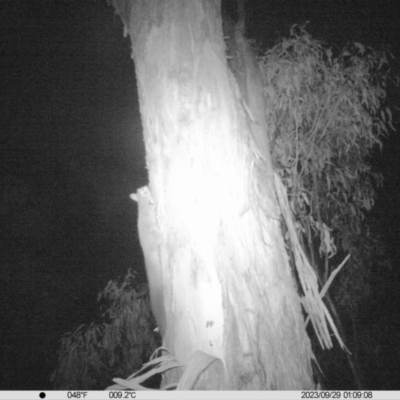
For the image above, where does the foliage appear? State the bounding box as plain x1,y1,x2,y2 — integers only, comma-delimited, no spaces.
259,23,395,306
50,269,161,390
333,225,392,313
257,23,397,389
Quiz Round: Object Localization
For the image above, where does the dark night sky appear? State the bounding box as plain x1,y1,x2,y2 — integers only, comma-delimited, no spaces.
1,0,399,390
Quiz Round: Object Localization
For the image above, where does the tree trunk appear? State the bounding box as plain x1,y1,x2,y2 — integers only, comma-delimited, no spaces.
111,0,314,389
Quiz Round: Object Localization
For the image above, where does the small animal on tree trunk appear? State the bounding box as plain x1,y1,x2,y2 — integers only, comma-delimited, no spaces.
130,186,166,336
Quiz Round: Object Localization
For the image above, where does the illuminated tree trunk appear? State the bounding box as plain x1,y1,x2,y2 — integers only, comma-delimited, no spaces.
111,0,314,389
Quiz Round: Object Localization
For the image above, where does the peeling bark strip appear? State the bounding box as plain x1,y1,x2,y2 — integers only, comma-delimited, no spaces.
222,3,271,167
130,186,166,336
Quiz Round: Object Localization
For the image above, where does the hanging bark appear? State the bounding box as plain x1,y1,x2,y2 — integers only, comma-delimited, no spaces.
111,0,314,389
